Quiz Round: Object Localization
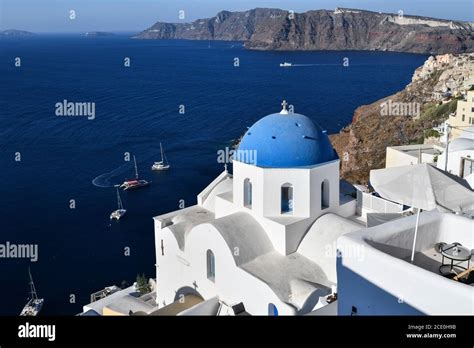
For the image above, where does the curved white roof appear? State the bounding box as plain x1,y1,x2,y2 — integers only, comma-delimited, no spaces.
240,251,331,312
204,212,335,311
449,137,474,152
297,213,363,283
206,212,274,266
459,126,474,140
167,206,215,250
202,176,233,211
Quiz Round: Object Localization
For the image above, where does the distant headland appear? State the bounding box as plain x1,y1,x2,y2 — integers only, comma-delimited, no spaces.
0,29,34,37
135,7,474,54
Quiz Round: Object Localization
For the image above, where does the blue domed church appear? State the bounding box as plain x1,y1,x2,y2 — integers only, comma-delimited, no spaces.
153,102,362,316
236,106,338,168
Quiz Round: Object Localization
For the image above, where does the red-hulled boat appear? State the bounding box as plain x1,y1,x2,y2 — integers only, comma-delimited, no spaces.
120,155,150,191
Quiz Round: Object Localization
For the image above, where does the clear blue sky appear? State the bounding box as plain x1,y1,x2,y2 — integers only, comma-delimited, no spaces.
1,0,472,33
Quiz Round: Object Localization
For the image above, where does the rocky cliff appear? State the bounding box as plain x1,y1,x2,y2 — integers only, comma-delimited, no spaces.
136,8,474,54
330,53,474,184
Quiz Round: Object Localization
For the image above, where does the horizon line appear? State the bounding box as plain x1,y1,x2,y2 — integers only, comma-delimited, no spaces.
1,5,473,33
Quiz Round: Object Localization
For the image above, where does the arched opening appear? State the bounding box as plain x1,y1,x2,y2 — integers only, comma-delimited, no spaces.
243,178,252,208
268,303,279,316
281,183,293,214
321,179,330,209
206,249,215,282
173,287,203,302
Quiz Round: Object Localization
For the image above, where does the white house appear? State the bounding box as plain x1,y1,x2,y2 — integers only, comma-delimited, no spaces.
153,102,364,315
437,127,474,181
385,128,474,186
385,144,443,168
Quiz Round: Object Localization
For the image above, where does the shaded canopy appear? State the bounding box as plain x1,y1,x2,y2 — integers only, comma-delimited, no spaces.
370,163,474,213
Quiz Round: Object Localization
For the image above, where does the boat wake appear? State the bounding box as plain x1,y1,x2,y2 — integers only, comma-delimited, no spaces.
292,63,341,67
92,164,130,188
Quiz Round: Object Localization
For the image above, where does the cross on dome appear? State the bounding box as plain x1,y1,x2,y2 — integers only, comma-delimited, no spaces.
280,100,289,115
236,109,338,167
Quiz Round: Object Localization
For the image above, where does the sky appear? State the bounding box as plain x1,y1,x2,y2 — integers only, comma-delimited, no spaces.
0,0,473,33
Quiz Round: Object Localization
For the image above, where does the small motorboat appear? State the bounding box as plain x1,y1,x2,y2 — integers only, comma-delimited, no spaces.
110,186,126,220
280,62,292,67
20,268,44,316
120,155,150,191
152,142,170,171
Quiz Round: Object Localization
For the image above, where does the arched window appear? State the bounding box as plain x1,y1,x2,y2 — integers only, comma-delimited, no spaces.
321,179,330,209
206,249,215,282
268,303,279,316
281,183,293,214
243,178,252,208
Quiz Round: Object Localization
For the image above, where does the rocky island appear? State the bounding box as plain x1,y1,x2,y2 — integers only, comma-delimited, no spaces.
136,7,474,54
0,29,34,37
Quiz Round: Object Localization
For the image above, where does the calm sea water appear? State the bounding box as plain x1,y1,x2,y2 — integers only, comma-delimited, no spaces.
0,34,427,315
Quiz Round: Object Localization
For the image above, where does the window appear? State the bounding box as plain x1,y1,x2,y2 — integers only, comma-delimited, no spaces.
268,303,278,316
461,158,474,178
462,114,465,122
243,178,252,208
281,183,293,214
206,250,215,282
321,179,330,209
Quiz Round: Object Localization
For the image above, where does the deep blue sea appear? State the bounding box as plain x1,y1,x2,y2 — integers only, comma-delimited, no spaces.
0,34,427,315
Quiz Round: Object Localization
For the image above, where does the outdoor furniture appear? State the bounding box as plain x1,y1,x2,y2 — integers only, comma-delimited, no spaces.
439,243,472,274
370,163,474,263
436,242,446,253
453,267,474,281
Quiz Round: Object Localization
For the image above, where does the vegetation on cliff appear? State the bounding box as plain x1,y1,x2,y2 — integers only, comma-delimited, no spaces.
330,53,473,184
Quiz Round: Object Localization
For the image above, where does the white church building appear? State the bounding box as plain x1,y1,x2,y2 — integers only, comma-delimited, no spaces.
153,102,364,315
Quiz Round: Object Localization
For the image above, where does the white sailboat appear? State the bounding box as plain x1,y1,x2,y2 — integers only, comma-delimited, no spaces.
110,186,126,220
152,142,170,171
20,268,44,316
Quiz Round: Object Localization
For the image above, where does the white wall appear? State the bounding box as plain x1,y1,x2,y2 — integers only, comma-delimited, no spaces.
154,156,352,313
233,159,339,219
386,147,419,167
437,149,474,176
298,214,363,284
155,222,297,315
154,222,192,307
232,161,264,215
262,168,310,217
230,159,341,255
336,212,474,315
309,160,340,216
386,146,437,168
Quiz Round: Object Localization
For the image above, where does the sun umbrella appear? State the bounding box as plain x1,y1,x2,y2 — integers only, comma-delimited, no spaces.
370,163,474,262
